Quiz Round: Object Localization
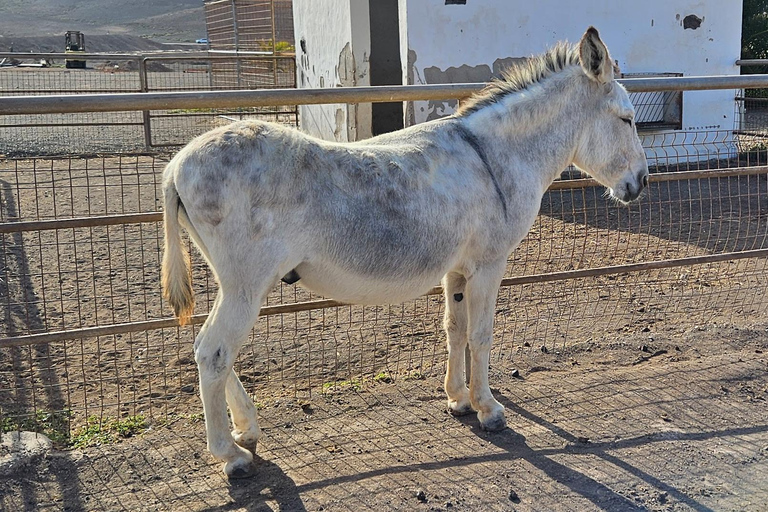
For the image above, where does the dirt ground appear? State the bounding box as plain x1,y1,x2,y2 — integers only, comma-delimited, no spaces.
1,322,767,512
2,153,768,511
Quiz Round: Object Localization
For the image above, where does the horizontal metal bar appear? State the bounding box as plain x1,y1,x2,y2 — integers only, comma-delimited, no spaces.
3,247,767,348
0,84,480,115
2,166,765,234
1,90,142,95
144,55,293,62
547,165,768,190
620,74,768,91
3,74,768,116
0,213,163,234
0,51,285,60
736,60,768,66
735,96,768,103
733,130,768,139
0,122,144,129
0,52,144,60
149,109,295,119
499,249,768,287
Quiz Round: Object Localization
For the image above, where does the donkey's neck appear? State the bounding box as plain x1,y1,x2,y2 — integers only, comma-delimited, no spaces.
461,67,588,194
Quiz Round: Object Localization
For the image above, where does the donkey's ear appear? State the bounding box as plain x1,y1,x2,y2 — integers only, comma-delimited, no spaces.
579,26,614,84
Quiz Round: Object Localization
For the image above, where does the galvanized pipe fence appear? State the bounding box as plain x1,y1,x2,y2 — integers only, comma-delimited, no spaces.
0,51,298,151
2,73,768,349
2,74,768,432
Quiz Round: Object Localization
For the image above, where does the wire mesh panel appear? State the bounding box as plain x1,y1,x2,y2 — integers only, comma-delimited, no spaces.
143,56,298,147
0,54,298,155
2,140,768,446
624,72,683,131
204,0,295,52
0,58,145,156
735,93,768,148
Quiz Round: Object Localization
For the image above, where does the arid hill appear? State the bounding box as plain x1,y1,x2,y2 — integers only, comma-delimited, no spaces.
0,0,206,46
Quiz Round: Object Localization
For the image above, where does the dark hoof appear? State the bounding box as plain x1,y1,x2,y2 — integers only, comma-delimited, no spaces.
479,415,507,432
226,463,256,480
447,400,473,416
448,405,473,416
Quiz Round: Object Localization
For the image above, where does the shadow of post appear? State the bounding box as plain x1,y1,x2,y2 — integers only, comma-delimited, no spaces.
0,176,84,511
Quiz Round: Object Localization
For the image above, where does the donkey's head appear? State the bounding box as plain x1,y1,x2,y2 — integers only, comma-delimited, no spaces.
572,27,648,204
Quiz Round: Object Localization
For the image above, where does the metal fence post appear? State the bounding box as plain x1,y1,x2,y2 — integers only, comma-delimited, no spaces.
138,57,152,149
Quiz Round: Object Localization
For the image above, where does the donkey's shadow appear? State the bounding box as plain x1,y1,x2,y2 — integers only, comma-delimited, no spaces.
454,389,717,512
198,455,307,512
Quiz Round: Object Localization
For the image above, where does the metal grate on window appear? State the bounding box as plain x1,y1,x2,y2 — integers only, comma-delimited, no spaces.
623,72,683,131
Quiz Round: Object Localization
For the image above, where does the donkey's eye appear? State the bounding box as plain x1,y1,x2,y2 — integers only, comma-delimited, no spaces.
621,117,633,126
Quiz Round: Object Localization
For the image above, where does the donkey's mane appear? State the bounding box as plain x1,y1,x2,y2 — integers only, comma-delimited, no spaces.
457,42,581,116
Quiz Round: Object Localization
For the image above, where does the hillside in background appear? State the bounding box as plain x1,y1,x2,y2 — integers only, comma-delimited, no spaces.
0,0,206,50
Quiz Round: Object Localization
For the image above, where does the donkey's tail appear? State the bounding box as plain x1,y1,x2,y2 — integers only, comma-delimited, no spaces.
161,172,195,325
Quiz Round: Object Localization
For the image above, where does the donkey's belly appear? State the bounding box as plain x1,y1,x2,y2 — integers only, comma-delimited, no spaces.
293,261,444,305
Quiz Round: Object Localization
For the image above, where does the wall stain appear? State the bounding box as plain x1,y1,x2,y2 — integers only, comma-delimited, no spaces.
337,42,356,87
420,58,525,120
336,42,357,140
406,49,420,126
683,14,702,30
333,108,345,141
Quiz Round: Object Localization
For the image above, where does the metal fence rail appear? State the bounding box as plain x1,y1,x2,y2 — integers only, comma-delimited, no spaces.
2,76,768,442
0,52,297,155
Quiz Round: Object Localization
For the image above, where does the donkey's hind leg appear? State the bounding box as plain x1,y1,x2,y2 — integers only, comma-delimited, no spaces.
195,285,266,478
226,368,261,452
442,272,472,416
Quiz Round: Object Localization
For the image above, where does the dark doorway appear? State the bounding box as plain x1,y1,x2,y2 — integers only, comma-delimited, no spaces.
369,0,404,135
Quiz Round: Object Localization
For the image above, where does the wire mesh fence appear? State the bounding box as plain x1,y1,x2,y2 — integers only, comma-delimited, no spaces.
0,53,297,155
2,150,767,442
204,0,295,52
1,80,768,510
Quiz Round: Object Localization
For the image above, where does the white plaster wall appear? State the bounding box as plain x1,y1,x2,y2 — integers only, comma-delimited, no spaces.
293,0,371,141
400,0,743,164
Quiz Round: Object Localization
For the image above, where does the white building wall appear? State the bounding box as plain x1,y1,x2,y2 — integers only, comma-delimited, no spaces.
399,0,743,164
293,0,371,141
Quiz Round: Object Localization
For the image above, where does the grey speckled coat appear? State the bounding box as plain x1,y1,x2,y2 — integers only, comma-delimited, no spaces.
161,27,648,478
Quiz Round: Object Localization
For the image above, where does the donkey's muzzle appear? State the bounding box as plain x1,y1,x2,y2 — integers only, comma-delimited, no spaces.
621,172,648,203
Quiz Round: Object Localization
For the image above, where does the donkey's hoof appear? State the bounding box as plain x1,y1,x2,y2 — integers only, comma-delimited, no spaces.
232,428,261,452
223,445,255,479
447,400,473,416
225,462,256,480
478,411,507,432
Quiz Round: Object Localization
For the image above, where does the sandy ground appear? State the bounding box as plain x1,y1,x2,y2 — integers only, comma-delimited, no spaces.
1,323,767,512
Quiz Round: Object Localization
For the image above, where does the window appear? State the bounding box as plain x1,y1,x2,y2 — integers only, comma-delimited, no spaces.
623,72,683,131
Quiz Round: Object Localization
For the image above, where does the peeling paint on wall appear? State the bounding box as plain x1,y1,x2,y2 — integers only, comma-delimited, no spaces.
337,42,356,87
683,14,703,30
333,108,345,140
493,57,526,76
418,57,526,120
423,63,492,83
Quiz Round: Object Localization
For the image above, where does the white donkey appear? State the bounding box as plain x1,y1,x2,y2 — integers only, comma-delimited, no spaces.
162,27,648,477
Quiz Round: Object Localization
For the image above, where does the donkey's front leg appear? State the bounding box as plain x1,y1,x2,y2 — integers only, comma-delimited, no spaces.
442,272,472,416
465,262,507,431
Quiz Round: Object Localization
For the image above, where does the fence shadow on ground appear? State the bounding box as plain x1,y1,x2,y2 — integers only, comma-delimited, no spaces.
1,178,83,512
